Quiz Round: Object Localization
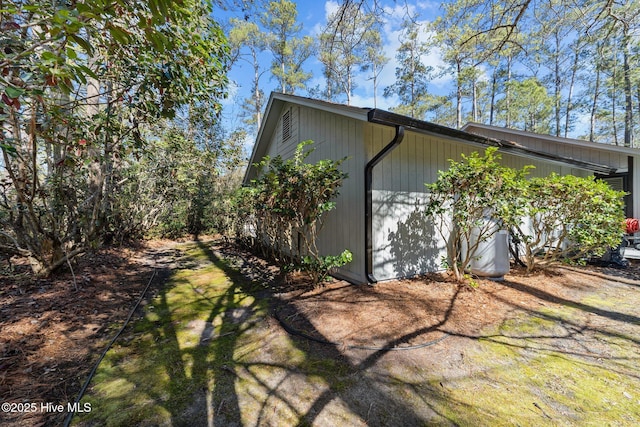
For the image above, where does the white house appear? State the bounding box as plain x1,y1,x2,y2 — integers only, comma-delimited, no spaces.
244,92,624,285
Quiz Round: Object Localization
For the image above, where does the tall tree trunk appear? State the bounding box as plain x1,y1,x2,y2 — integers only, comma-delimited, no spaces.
456,60,462,128
554,30,561,136
637,85,640,136
251,48,262,131
411,51,416,117
590,44,602,142
622,27,633,147
372,61,378,108
490,68,497,125
506,56,512,128
346,68,352,105
564,43,580,138
612,54,619,146
472,78,478,122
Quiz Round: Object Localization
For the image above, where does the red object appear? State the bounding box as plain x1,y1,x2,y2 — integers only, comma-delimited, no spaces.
625,218,639,234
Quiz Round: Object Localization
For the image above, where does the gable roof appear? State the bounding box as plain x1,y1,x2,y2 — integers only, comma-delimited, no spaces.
244,93,370,182
244,92,617,184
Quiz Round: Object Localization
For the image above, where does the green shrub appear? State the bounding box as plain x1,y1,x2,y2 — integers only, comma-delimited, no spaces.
230,141,352,284
425,148,626,280
513,174,626,272
425,147,530,281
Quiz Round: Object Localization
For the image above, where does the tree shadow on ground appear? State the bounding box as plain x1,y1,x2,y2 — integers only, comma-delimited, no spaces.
492,278,640,345
447,276,640,382
73,243,264,426
203,243,640,426
76,240,640,426
200,240,464,426
503,279,640,325
145,242,267,426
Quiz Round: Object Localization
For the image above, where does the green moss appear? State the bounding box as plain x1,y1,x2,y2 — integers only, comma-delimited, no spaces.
74,241,270,426
426,296,640,426
581,294,618,309
499,313,564,337
73,240,640,426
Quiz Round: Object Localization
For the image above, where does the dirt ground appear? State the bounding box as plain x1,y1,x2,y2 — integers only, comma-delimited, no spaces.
0,241,177,427
277,265,637,351
2,239,640,426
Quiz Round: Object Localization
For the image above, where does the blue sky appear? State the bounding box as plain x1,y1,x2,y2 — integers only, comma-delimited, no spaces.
215,0,624,144
219,0,452,135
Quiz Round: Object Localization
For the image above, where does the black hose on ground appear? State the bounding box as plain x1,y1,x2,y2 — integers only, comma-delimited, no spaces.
62,268,157,427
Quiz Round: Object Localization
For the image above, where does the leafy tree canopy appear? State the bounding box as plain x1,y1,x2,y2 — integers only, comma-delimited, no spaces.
0,0,231,275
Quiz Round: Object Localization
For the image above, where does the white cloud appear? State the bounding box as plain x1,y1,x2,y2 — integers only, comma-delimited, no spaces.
324,0,339,17
310,1,339,36
221,80,240,107
416,1,441,14
382,3,418,27
570,112,592,139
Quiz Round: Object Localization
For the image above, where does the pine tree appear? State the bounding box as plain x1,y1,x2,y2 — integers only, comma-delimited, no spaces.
261,0,314,95
383,16,433,119
229,18,268,131
319,2,381,105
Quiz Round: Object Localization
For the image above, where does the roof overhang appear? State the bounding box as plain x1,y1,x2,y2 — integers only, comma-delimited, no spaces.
243,93,619,184
463,122,640,157
369,109,618,175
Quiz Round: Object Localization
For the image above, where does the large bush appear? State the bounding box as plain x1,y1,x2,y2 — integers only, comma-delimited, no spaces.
100,125,244,243
231,141,352,284
425,148,529,281
425,148,626,281
513,174,626,272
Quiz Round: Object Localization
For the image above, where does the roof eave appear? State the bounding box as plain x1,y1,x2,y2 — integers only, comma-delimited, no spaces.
368,109,618,175
462,121,640,157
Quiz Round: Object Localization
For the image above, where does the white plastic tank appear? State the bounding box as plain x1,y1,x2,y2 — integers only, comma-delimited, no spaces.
463,217,510,280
